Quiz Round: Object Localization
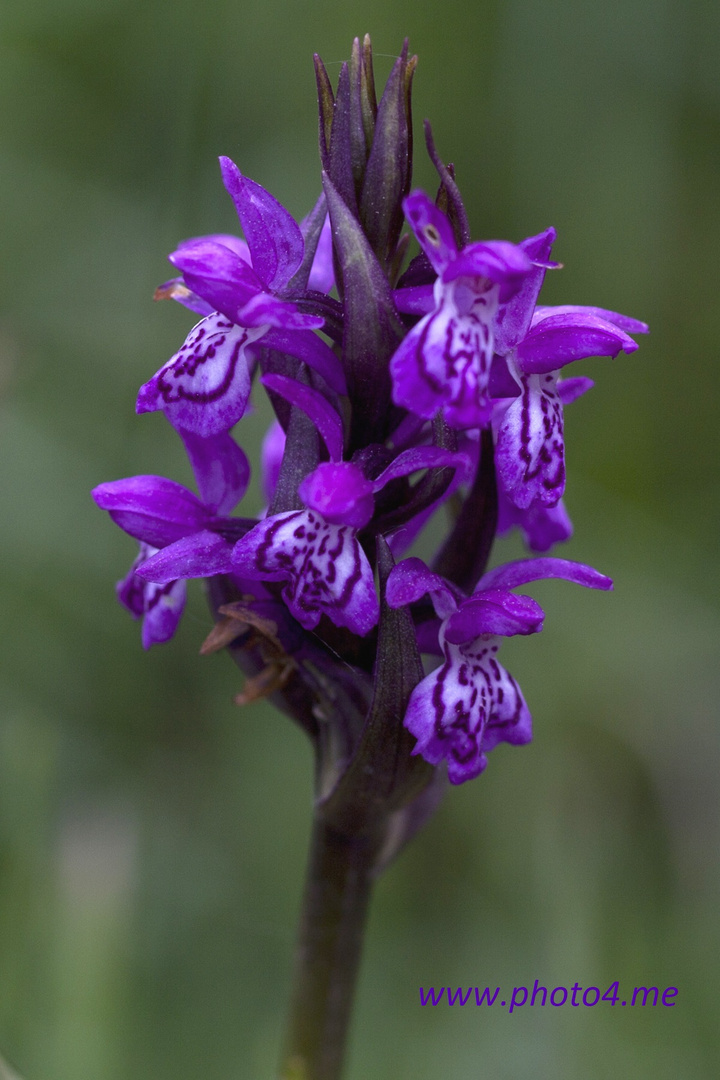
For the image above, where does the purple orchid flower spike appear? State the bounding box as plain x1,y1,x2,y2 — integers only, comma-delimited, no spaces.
390,190,533,429
91,39,651,1075
387,555,612,784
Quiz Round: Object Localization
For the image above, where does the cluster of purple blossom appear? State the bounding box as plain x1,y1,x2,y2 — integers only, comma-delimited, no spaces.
93,40,646,786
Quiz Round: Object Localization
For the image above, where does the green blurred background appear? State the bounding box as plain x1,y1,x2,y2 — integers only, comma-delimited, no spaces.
1,0,718,1077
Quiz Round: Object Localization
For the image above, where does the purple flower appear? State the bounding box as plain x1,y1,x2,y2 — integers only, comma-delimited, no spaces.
386,555,613,784
496,311,646,508
233,447,470,635
136,158,346,437
390,191,533,429
92,469,245,643
117,543,187,649
493,243,648,508
136,313,262,437
232,505,379,636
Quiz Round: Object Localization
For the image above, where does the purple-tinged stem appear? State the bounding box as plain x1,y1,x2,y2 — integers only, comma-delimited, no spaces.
279,816,383,1080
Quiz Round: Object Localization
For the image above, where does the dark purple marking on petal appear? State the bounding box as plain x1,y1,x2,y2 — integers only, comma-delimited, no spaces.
233,510,378,634
403,622,532,784
402,190,457,274
140,578,187,648
390,277,500,428
136,313,259,436
495,371,565,508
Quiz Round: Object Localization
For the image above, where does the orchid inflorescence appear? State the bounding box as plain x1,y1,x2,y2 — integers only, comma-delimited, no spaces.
93,37,646,795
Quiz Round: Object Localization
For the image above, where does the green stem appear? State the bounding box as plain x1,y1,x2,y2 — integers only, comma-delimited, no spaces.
279,816,383,1080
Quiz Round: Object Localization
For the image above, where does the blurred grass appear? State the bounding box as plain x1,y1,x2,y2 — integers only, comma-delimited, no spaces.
1,0,718,1077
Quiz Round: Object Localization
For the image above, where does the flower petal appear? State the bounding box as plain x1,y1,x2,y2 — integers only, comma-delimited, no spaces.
494,227,556,355
392,284,436,315
478,556,613,593
237,292,324,331
232,510,379,635
261,328,347,396
307,213,335,294
136,313,258,436
385,557,460,619
135,529,235,584
495,371,566,508
260,420,286,504
261,374,344,463
441,240,532,296
297,463,374,529
535,304,648,336
92,476,207,547
557,375,594,404
404,632,532,785
402,190,458,274
444,591,545,643
168,240,262,322
517,312,640,375
140,579,187,648
497,490,574,553
219,156,305,291
371,445,472,492
116,543,186,647
154,278,214,317
390,278,499,429
179,429,250,515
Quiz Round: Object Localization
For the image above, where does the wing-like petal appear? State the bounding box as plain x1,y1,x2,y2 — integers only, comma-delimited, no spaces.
92,476,208,547
219,157,305,290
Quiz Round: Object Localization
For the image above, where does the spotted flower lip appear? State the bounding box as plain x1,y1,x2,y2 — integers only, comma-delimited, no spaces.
389,191,533,430
232,507,380,635
386,555,612,783
496,304,647,510
232,447,470,636
136,313,262,437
